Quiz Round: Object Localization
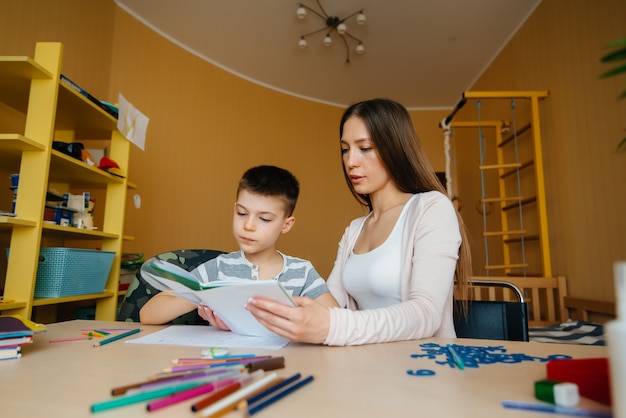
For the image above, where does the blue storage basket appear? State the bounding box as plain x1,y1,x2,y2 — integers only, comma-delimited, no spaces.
33,248,115,298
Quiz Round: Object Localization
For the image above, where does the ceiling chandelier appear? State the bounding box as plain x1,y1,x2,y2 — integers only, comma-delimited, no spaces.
296,1,366,64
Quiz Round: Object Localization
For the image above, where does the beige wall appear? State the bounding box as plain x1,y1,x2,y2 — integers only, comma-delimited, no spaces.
0,1,447,280
109,7,449,278
2,0,624,307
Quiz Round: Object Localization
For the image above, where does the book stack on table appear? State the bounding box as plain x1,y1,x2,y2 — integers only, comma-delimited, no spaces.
0,315,46,361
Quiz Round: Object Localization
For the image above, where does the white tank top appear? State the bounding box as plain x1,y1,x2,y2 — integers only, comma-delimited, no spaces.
342,195,415,309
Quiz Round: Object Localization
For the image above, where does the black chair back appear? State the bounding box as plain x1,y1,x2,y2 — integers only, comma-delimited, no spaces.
454,279,530,342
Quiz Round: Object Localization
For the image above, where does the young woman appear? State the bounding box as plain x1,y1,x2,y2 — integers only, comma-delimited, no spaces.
245,98,472,345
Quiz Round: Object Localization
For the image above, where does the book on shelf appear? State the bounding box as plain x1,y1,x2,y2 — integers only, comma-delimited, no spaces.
60,74,119,119
141,260,296,337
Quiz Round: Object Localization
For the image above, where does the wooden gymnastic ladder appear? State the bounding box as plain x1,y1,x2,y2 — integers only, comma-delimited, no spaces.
450,91,551,278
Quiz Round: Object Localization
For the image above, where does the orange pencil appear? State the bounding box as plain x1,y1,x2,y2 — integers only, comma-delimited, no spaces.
191,381,243,412
202,379,282,418
197,373,279,417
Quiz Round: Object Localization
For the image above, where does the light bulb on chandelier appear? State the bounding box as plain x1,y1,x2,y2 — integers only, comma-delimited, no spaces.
356,12,366,25
296,1,366,63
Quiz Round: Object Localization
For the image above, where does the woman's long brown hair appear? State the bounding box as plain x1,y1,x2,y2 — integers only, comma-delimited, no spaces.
339,98,471,303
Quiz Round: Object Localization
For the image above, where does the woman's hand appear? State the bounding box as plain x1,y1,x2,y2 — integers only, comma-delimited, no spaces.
245,296,330,344
198,305,231,331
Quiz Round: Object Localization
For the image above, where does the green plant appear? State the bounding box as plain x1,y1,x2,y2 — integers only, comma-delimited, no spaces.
600,38,626,151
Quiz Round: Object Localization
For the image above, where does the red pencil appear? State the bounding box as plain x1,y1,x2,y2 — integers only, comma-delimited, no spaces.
147,377,238,412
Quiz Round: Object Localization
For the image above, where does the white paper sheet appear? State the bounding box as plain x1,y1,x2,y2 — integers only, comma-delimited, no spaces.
126,325,289,350
117,93,149,151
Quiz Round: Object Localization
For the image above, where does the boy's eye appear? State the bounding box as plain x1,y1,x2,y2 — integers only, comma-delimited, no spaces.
259,217,271,223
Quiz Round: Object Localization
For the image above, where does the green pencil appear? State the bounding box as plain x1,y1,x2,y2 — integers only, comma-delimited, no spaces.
91,379,203,412
93,328,141,347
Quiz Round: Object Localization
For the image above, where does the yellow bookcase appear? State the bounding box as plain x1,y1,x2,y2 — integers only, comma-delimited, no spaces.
0,42,131,321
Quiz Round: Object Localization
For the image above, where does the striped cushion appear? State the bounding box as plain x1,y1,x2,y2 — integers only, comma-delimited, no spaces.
529,321,605,345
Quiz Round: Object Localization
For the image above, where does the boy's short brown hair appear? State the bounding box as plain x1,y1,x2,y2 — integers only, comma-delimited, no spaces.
238,165,299,216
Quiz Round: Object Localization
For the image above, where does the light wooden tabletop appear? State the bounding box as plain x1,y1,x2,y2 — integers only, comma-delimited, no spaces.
0,320,612,418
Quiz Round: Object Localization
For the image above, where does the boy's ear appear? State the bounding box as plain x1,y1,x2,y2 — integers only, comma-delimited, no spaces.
281,216,296,234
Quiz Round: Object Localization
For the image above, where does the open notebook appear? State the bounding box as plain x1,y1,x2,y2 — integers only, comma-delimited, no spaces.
141,260,296,337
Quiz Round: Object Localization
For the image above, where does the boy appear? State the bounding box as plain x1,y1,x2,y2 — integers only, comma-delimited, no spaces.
139,165,338,326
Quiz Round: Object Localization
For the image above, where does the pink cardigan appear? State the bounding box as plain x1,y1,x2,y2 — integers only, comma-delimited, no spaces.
325,191,461,346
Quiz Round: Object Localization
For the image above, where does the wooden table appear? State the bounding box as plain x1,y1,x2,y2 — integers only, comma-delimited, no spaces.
0,320,612,417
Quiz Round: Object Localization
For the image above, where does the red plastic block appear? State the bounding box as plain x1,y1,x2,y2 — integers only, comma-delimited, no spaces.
546,358,611,406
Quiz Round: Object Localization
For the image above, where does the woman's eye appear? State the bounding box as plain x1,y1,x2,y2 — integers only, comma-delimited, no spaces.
340,148,348,154
237,211,246,217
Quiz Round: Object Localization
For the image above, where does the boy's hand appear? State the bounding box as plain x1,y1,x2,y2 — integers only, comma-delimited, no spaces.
198,305,230,331
245,296,330,343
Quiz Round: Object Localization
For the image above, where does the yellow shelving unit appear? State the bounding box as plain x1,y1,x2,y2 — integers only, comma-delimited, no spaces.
0,42,131,321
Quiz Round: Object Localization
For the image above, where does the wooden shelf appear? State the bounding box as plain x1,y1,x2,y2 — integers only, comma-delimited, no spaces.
0,300,28,312
56,82,118,139
33,291,116,307
49,149,124,186
1,43,134,322
0,216,37,228
42,223,118,239
0,133,46,172
0,56,52,112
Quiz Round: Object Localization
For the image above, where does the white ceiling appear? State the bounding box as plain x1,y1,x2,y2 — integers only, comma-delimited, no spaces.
114,0,542,110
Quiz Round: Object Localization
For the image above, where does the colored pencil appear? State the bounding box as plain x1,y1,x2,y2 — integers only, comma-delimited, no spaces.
191,380,243,412
49,336,92,343
146,376,239,412
191,370,264,412
91,379,206,412
446,344,465,370
135,370,242,394
93,328,141,347
240,373,300,408
246,375,314,416
246,356,285,372
174,354,257,363
197,372,279,417
501,400,613,417
165,356,272,373
210,353,256,360
81,328,130,332
112,366,244,396
171,358,256,366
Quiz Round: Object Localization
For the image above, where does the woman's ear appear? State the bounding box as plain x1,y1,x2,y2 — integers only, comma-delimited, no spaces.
281,216,296,234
